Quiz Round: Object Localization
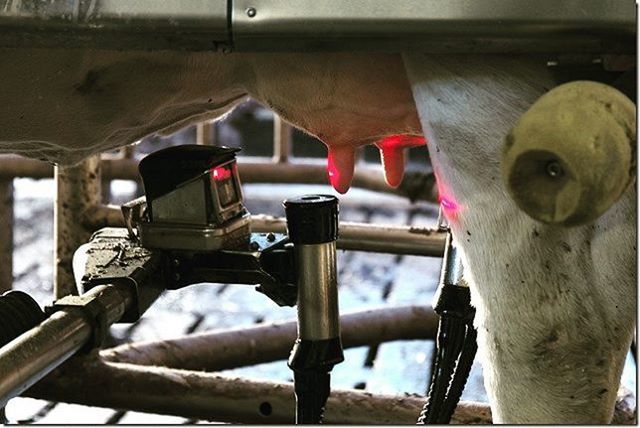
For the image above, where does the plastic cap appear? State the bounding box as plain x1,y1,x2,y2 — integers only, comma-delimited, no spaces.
283,195,338,244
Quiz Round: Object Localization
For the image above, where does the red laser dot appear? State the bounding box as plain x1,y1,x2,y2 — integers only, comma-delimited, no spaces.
440,196,458,211
378,135,426,150
327,151,340,188
434,172,460,221
212,166,231,181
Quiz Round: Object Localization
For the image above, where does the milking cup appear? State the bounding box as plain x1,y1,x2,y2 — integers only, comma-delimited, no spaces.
284,195,344,424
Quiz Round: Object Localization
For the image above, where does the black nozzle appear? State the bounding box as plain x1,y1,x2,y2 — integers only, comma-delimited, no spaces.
283,195,338,245
288,337,345,372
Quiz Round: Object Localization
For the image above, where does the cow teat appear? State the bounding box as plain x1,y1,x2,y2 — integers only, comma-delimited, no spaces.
326,135,426,193
376,135,426,188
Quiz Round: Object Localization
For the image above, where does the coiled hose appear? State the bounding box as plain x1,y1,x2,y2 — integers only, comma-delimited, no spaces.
0,290,46,347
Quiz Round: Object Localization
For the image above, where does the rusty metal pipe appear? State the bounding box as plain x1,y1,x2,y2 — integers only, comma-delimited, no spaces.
25,358,637,424
24,357,494,424
54,156,101,298
252,214,446,257
100,305,438,370
0,156,138,181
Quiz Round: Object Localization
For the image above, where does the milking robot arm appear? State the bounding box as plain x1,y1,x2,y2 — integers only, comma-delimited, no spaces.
0,1,633,54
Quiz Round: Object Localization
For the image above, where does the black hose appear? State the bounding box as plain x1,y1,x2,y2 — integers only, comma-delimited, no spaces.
436,325,478,423
294,370,330,424
417,316,467,424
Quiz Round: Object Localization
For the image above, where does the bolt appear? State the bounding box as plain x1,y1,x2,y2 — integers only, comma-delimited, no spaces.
173,272,181,281
246,7,256,17
250,241,260,251
546,161,563,178
266,232,276,242
172,259,180,267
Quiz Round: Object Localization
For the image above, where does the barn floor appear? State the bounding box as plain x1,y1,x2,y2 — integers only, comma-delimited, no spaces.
3,178,636,424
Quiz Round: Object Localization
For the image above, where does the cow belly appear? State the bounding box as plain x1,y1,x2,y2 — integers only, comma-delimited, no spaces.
0,48,247,164
404,53,636,423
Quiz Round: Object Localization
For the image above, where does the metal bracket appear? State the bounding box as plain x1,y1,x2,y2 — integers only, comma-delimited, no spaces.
73,227,165,323
45,294,109,351
121,196,146,241
166,232,298,307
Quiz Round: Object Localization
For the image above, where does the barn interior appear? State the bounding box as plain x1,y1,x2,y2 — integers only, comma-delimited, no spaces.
0,0,636,425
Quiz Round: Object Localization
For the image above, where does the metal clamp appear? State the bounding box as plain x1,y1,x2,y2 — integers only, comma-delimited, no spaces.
45,294,109,352
73,227,165,323
121,196,147,241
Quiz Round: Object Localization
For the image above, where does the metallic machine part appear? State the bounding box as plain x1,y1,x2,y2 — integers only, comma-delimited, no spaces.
0,0,230,51
421,229,476,424
138,212,251,251
152,179,209,225
121,196,147,240
73,227,165,322
137,146,251,252
440,232,465,288
232,0,635,53
0,0,634,53
295,242,340,341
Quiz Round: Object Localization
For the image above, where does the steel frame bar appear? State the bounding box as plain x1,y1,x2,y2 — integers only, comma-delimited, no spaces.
24,357,494,424
100,305,438,370
0,302,437,415
0,180,13,293
53,156,101,298
23,358,637,424
252,214,445,256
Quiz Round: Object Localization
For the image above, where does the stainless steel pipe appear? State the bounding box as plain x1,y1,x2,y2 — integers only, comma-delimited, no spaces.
0,283,134,408
252,214,446,257
295,242,341,340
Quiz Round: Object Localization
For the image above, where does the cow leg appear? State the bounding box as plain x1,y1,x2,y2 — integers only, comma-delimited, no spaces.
403,53,636,423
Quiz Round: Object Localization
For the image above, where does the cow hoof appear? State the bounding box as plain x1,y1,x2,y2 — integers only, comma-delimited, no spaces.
501,80,636,227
